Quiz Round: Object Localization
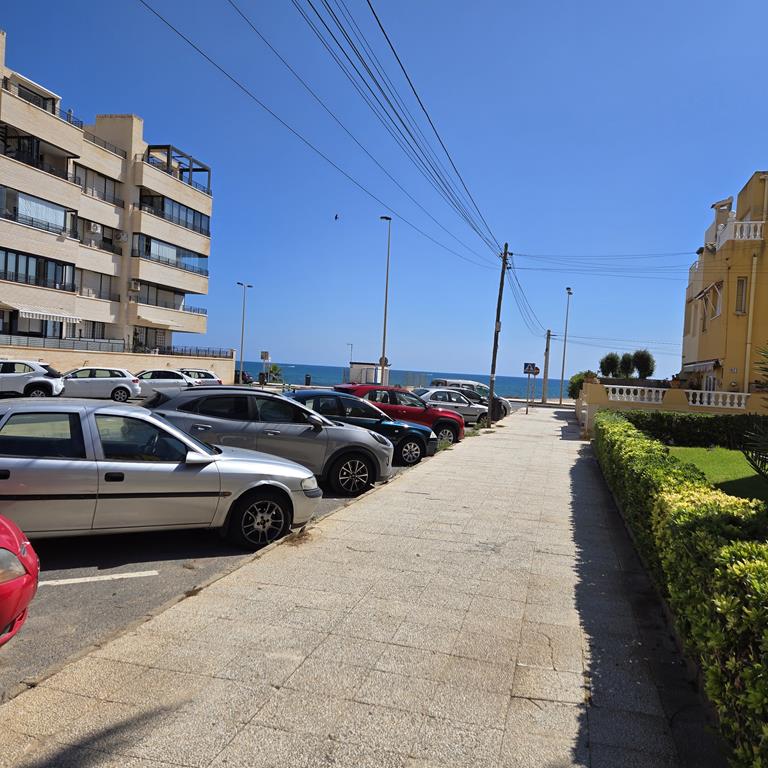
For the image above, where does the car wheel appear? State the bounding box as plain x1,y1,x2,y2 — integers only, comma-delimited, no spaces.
330,454,374,496
111,387,130,402
25,386,50,398
226,488,292,549
476,413,488,427
435,423,459,444
397,437,424,465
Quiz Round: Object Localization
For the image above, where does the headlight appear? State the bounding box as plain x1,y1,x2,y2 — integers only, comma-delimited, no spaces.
0,548,26,584
429,431,437,439
369,431,390,446
300,476,318,491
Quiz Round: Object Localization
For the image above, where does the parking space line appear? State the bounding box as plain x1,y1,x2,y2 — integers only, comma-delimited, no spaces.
39,570,160,586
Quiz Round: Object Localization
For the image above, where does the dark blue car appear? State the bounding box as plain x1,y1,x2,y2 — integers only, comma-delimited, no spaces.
287,389,437,465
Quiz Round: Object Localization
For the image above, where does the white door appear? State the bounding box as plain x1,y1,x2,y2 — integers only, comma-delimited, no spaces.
0,362,35,395
90,368,119,398
64,368,96,397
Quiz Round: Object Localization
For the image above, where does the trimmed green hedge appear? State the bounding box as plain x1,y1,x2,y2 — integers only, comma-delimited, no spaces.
593,412,768,766
620,410,768,449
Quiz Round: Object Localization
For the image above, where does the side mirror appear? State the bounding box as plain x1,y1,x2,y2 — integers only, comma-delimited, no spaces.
185,450,214,465
308,413,324,431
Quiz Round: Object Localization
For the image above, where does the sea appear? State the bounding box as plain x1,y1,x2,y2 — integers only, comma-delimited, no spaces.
240,360,564,400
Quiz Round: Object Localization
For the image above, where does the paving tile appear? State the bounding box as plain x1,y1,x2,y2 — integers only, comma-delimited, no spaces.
411,717,503,767
1,687,95,738
355,669,438,714
499,732,589,767
391,621,459,654
429,682,509,728
590,743,677,768
310,634,388,668
517,621,584,672
253,687,348,739
452,628,519,664
41,657,146,701
437,656,516,694
283,657,369,698
375,645,451,680
325,741,408,767
337,700,425,754
588,706,676,756
504,697,586,742
209,724,327,767
512,666,587,704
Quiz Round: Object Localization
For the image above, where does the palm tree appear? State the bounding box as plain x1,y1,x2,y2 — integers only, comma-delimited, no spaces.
267,363,283,383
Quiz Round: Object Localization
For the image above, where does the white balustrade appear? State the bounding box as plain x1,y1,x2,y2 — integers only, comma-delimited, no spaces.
684,390,749,409
605,385,666,404
716,220,764,249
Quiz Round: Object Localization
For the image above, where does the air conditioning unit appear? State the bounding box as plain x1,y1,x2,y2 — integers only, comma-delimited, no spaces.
116,232,128,242
128,279,141,292
88,222,101,234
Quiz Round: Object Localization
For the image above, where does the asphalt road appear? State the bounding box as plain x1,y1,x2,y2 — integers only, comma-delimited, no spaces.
0,467,406,703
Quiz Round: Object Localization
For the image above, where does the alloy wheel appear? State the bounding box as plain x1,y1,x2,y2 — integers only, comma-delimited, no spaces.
338,459,370,493
437,427,456,443
401,440,422,464
112,388,129,402
241,499,286,546
27,389,47,398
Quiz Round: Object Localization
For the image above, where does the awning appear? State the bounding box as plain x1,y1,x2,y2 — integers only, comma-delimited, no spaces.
0,302,81,324
682,359,720,373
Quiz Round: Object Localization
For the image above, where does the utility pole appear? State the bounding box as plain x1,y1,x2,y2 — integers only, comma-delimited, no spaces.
488,243,509,427
558,287,573,404
379,215,392,385
236,281,252,385
541,329,551,403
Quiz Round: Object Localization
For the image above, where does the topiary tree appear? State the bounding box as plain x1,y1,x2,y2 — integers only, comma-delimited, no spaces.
619,353,635,378
633,349,656,379
599,352,620,378
567,370,597,399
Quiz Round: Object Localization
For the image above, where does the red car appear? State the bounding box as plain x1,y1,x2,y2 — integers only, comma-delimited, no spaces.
335,384,465,444
0,515,39,647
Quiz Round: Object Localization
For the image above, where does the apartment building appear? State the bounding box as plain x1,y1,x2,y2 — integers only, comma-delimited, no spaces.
681,171,768,392
0,30,233,378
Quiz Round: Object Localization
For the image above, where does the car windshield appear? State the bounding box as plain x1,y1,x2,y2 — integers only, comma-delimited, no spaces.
152,413,219,455
413,388,428,396
43,365,62,378
474,384,491,397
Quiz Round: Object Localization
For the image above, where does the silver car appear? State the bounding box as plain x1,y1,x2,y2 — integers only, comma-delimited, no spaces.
180,368,222,385
62,367,142,402
145,386,394,496
135,368,197,397
0,400,321,549
413,387,488,425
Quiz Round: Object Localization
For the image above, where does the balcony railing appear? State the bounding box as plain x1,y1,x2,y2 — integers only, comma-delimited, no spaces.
81,185,124,208
1,209,76,237
157,345,233,359
143,154,211,195
716,220,764,249
131,248,209,276
605,385,666,404
83,131,127,159
136,298,207,315
685,390,749,409
79,288,120,302
139,204,210,236
0,270,75,292
3,152,81,185
0,333,125,353
80,238,123,255
1,78,84,128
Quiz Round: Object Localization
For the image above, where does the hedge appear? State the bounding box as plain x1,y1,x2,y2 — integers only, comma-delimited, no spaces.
593,412,768,766
620,410,768,449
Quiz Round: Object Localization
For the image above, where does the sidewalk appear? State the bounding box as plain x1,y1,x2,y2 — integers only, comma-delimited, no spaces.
0,409,726,768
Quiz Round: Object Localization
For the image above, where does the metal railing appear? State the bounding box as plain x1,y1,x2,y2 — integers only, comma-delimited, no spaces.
80,238,123,255
79,288,120,302
136,298,207,315
0,334,125,353
156,345,233,359
1,209,76,236
0,270,75,292
144,155,211,194
81,185,124,208
2,78,84,128
3,152,81,185
139,204,210,236
83,131,127,159
130,248,209,276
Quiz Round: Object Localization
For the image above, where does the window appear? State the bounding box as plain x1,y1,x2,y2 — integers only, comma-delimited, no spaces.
151,371,183,380
396,392,425,408
343,398,382,419
431,391,449,402
365,389,393,404
96,415,187,462
0,363,33,374
0,412,85,459
69,369,92,379
256,397,308,424
736,277,748,314
195,395,250,420
447,391,467,404
110,370,125,378
92,369,114,378
306,396,342,417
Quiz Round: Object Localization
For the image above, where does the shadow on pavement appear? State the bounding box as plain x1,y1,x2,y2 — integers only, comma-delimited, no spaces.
551,407,584,441
567,413,728,766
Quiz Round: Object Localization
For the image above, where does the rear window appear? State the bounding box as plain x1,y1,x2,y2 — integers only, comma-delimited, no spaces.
141,391,171,409
0,412,85,459
195,395,250,420
43,365,62,378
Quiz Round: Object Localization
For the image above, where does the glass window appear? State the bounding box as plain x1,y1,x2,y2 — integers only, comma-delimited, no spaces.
307,396,342,417
431,391,449,402
365,389,393,405
0,363,33,374
396,392,425,408
736,277,748,314
95,415,187,462
0,412,85,459
151,370,182,380
343,398,382,419
447,391,467,404
92,369,113,378
256,397,308,424
110,370,125,378
196,395,250,420
69,369,92,379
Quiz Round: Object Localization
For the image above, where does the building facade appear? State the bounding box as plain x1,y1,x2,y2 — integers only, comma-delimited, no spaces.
681,171,768,393
0,30,233,378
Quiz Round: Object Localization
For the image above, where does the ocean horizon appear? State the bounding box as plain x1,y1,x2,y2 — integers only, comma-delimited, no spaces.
240,360,565,400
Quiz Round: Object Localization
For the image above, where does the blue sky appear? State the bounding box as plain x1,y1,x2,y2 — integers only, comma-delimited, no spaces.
3,0,768,377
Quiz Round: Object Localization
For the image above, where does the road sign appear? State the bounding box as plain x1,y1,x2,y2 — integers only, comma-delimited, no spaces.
523,362,537,375
534,366,541,376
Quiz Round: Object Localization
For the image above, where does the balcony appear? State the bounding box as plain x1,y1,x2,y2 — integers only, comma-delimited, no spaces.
0,333,126,353
1,209,76,237
143,145,211,195
79,237,123,256
130,251,208,295
716,220,764,250
1,78,83,128
132,300,207,334
2,151,80,185
81,185,124,208
0,270,75,293
83,131,127,159
156,345,233,359
139,204,210,236
130,247,208,276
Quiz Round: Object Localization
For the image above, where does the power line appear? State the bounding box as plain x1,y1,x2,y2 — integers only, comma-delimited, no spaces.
135,0,495,270
517,251,696,260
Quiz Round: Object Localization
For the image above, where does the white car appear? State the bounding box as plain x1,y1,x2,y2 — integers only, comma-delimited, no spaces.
135,369,197,397
0,360,64,397
179,368,222,385
62,367,141,402
413,387,488,425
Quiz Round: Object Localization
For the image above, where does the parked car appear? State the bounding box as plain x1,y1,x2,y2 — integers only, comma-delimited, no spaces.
135,369,197,397
0,360,64,398
62,367,141,402
413,387,488,425
430,378,510,418
145,386,394,496
334,384,465,444
180,368,223,385
0,513,39,647
0,400,321,549
287,388,437,465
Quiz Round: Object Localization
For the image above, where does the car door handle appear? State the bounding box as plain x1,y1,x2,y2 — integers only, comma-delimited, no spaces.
264,430,281,436
192,424,212,431
104,472,124,482
0,469,9,480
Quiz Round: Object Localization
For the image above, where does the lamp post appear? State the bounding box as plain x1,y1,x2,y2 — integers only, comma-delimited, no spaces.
237,281,253,384
558,287,573,404
379,215,392,385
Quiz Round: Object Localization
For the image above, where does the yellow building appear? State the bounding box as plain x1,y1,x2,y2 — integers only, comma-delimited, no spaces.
0,30,234,380
682,172,768,393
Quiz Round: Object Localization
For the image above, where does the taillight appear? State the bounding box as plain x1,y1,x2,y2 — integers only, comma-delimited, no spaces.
132,379,139,383
217,379,222,385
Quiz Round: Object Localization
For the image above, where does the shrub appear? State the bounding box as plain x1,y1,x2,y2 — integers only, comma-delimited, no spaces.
599,352,620,378
619,352,635,378
593,411,768,766
633,348,656,378
567,370,596,400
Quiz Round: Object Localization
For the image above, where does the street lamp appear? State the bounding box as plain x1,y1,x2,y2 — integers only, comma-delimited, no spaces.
558,287,573,404
379,215,392,385
237,281,253,385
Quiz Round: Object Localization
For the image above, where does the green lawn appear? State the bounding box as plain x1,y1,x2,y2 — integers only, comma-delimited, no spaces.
669,446,768,503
